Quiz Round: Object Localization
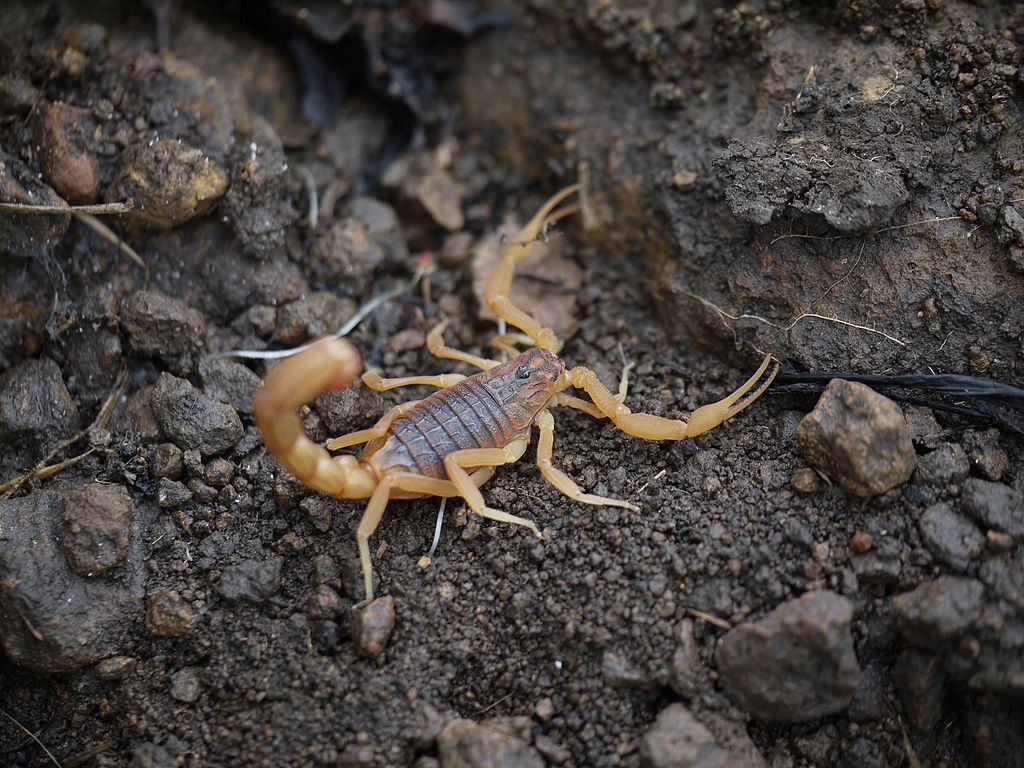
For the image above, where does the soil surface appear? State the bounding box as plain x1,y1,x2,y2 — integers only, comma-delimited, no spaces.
1,2,1022,767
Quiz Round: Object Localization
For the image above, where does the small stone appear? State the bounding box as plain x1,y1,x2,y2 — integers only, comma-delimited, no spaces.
157,477,192,509
790,467,820,493
914,443,970,487
353,596,396,658
308,217,387,296
130,742,176,768
986,530,1014,554
534,735,570,766
919,503,985,572
639,703,732,768
0,358,79,455
198,357,262,414
60,483,136,575
151,443,184,480
437,718,544,768
33,101,100,203
275,292,357,345
96,655,137,681
169,667,202,703
313,619,342,654
962,429,1010,481
715,591,860,721
795,380,916,497
312,554,340,585
669,619,700,697
602,649,659,690
150,373,244,457
307,584,343,620
145,591,195,637
350,197,409,265
894,649,945,730
106,139,228,229
892,576,985,650
205,457,236,489
218,557,284,603
300,495,335,533
850,531,874,554
851,536,903,584
961,479,1024,538
122,290,207,376
534,697,555,722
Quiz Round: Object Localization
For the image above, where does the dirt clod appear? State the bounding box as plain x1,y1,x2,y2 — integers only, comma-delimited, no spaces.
639,703,739,768
217,556,284,603
122,290,207,377
892,576,985,650
275,292,357,345
150,372,244,457
353,595,396,659
96,655,138,681
436,718,544,768
795,380,915,497
919,502,985,572
157,477,192,508
961,478,1024,538
199,357,262,414
146,591,196,637
915,442,971,486
60,483,136,575
715,591,860,721
0,357,79,456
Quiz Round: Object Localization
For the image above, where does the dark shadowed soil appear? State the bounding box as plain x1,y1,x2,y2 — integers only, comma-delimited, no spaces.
1,2,1022,767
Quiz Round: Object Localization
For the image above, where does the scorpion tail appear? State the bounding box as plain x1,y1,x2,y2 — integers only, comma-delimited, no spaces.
253,338,376,499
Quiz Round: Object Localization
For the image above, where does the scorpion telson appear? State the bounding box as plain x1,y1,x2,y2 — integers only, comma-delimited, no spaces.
253,184,779,605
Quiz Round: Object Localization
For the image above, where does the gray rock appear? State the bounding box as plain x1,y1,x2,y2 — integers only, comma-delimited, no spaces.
848,665,887,722
0,491,144,673
914,443,970,487
892,576,985,650
350,196,409,265
150,373,243,457
639,704,734,768
353,596,396,659
795,380,915,497
157,477,192,508
961,479,1024,538
122,290,206,376
437,718,544,768
919,503,985,572
851,536,904,584
308,217,387,296
60,483,137,575
894,649,945,730
0,147,70,256
715,591,860,721
199,356,262,414
275,291,356,346
669,619,700,697
169,667,202,703
602,649,659,690
218,556,283,603
130,742,176,768
0,357,79,454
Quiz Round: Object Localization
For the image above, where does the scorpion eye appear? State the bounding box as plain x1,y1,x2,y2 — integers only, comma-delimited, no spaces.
515,365,531,380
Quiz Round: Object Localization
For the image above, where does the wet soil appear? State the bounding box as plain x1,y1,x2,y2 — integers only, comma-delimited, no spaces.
1,2,1022,767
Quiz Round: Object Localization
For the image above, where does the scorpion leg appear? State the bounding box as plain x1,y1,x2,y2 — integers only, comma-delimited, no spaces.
326,400,421,451
483,184,581,354
427,319,499,371
362,370,466,392
442,439,542,538
565,355,778,440
534,409,639,512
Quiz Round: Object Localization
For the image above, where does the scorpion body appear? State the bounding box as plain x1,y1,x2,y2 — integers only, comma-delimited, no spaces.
253,184,778,605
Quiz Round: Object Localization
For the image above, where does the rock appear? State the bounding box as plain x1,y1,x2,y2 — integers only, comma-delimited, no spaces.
130,742,176,768
308,217,387,297
157,477,192,508
150,373,243,457
217,556,284,603
122,290,207,376
715,591,860,721
437,718,544,768
32,101,100,204
0,357,80,455
790,467,820,494
312,554,339,585
669,619,699,697
145,591,195,637
169,667,202,703
314,385,388,435
894,649,945,730
602,649,659,690
0,148,70,256
962,429,1010,481
198,357,262,413
353,596,396,658
0,491,144,673
851,536,903,584
275,292,357,345
204,457,235,488
106,138,228,229
892,576,985,651
639,704,736,768
306,584,343,621
961,479,1024,538
918,503,985,572
60,483,137,575
62,326,123,404
795,380,916,497
848,665,887,722
96,655,138,681
0,71,40,112
350,196,409,265
914,443,970,487
850,531,874,554
151,443,184,479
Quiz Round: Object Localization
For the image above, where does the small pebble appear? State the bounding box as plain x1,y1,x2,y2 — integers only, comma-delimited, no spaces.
353,596,396,658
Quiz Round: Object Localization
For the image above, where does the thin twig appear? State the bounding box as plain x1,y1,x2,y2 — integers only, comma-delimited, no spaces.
0,200,132,215
0,706,62,768
73,213,148,281
683,607,731,630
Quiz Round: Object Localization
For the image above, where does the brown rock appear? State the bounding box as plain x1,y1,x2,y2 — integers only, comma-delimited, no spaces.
790,467,820,494
437,718,544,768
33,101,100,204
121,290,207,376
795,380,915,497
60,484,136,575
353,596,396,659
106,138,228,229
275,292,356,345
145,591,196,637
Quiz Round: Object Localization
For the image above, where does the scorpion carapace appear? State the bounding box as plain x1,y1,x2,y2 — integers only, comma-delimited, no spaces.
253,183,779,605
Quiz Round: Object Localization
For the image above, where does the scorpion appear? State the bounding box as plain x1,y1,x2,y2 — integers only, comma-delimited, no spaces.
253,184,778,605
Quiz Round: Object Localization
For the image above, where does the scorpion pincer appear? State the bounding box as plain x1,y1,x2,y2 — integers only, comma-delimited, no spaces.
253,184,779,605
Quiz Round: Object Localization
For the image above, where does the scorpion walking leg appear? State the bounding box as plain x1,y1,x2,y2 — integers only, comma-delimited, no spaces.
362,370,467,392
483,184,581,353
427,320,499,371
326,401,421,451
442,439,542,537
534,409,639,512
566,355,779,440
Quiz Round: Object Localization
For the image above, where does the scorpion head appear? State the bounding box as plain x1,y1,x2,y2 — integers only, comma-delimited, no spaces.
486,347,565,426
